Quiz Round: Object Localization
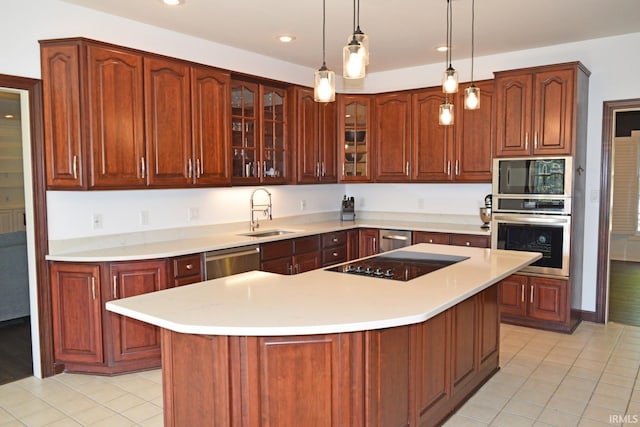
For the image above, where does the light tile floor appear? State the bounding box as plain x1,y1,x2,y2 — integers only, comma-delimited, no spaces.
1,321,640,426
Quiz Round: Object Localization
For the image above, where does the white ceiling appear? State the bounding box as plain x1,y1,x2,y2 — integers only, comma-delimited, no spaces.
59,0,640,73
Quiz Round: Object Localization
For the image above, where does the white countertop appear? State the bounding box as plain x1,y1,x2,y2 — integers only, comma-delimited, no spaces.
105,244,538,336
47,218,490,262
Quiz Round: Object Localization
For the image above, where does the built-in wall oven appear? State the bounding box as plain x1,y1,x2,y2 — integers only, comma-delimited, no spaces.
491,157,573,277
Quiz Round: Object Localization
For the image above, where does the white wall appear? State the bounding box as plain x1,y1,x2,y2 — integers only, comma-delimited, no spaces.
4,0,640,312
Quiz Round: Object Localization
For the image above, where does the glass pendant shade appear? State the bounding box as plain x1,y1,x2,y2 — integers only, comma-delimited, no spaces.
343,38,366,79
439,101,454,126
442,66,459,94
464,84,480,110
350,29,369,65
314,64,335,102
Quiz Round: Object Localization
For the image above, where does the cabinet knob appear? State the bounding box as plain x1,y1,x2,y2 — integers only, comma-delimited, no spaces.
332,238,339,243
186,264,193,270
428,239,434,243
332,252,338,257
465,241,470,246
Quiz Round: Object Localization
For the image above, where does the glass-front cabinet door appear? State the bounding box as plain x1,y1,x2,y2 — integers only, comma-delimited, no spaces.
339,95,372,182
231,81,259,183
261,86,288,183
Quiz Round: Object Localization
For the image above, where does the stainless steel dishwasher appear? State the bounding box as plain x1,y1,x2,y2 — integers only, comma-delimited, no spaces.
379,229,413,252
205,245,261,279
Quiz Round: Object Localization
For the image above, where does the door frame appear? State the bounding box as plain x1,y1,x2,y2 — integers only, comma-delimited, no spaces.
0,74,54,378
596,98,640,324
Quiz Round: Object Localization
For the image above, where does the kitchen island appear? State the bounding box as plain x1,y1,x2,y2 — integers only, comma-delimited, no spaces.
106,244,539,426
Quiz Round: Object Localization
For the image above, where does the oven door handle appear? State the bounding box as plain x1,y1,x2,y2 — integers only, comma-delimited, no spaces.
492,214,570,225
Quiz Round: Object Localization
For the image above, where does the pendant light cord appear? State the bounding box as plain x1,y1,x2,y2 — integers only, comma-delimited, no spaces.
322,0,326,65
356,0,360,29
470,0,475,83
353,0,357,33
447,0,453,68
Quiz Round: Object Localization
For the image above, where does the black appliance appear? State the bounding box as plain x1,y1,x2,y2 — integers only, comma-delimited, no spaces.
325,251,468,282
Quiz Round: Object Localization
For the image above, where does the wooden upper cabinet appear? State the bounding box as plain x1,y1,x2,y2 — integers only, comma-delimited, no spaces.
41,38,231,190
454,79,495,182
41,41,86,189
374,92,412,182
339,95,372,182
294,87,337,184
87,45,146,188
144,56,192,187
494,62,588,157
412,88,453,181
231,80,290,184
190,66,231,186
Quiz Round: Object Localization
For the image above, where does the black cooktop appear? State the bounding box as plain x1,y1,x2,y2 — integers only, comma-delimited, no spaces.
325,251,469,282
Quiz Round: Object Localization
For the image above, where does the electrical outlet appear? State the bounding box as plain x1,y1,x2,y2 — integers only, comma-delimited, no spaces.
92,213,103,229
139,210,149,225
300,200,307,211
188,207,200,220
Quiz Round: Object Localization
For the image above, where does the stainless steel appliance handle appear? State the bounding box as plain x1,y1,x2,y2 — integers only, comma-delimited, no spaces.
205,247,260,262
493,213,570,225
381,234,409,241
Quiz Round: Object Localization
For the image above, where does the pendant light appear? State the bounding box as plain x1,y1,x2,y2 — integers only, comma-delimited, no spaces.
343,0,366,79
464,0,480,110
442,0,458,94
439,96,454,125
314,0,335,102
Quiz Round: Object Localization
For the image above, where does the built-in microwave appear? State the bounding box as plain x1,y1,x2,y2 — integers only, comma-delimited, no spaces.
492,157,572,214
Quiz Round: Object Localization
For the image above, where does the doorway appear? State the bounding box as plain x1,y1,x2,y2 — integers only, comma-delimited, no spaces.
596,99,640,324
0,74,53,380
0,91,32,384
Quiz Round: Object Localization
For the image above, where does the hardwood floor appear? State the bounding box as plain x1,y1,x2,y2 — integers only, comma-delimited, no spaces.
0,316,32,385
609,260,640,326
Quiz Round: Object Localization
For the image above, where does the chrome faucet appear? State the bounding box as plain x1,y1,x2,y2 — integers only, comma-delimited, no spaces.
250,188,272,231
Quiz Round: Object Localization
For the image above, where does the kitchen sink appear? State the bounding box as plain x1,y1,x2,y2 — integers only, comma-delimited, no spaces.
237,229,297,238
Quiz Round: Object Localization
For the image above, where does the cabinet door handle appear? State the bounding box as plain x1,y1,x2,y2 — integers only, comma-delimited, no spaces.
530,285,534,304
188,158,193,179
196,158,202,178
91,277,96,300
288,264,293,275
113,275,118,299
521,284,525,303
372,237,377,253
72,155,78,180
525,133,529,151
455,160,459,176
447,161,451,176
141,157,146,179
534,132,539,149
322,162,326,177
405,161,410,176
316,162,320,177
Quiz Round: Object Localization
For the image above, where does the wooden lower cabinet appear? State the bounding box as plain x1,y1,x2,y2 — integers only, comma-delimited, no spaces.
169,253,204,287
260,235,321,274
414,231,490,248
50,259,167,374
50,263,103,365
359,228,379,256
499,273,573,332
160,285,499,427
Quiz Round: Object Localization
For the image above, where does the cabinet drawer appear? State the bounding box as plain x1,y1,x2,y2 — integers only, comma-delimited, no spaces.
172,254,203,278
450,234,490,248
322,231,347,248
261,240,294,261
322,245,347,267
413,231,451,245
294,235,321,254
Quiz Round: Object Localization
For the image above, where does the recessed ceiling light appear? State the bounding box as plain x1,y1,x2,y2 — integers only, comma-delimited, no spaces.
162,0,184,6
278,35,296,43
